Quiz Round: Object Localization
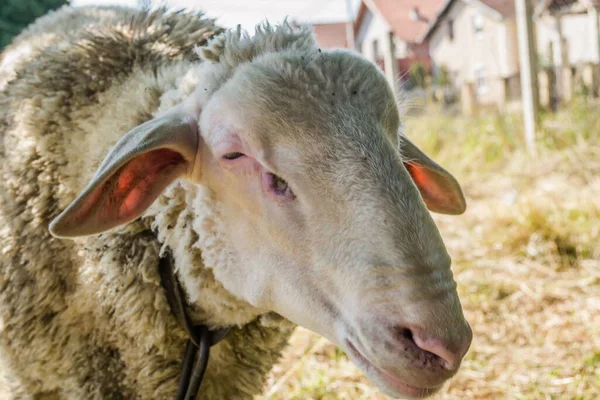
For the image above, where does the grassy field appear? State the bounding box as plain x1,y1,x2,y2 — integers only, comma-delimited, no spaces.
257,100,600,400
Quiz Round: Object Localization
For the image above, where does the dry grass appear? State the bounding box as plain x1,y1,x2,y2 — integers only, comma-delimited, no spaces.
257,100,600,400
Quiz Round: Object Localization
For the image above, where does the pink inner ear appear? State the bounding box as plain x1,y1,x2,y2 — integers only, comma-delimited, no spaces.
72,148,186,227
405,162,446,209
116,149,185,220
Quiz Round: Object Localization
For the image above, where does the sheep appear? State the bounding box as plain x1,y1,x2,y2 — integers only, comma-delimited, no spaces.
0,5,472,400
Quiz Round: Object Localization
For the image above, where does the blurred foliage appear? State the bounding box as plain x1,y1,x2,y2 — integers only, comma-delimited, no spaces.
409,61,428,89
404,94,600,179
0,0,69,49
434,64,452,87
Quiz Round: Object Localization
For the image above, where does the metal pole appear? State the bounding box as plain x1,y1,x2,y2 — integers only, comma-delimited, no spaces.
515,0,540,154
384,30,400,100
345,0,356,50
589,6,600,64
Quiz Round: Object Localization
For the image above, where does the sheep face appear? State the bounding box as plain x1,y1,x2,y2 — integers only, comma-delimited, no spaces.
49,49,471,399
194,52,472,398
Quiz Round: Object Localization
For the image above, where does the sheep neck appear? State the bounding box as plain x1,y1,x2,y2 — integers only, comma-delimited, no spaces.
142,182,297,398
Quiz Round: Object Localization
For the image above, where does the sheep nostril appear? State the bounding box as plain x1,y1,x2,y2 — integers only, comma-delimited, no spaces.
400,328,414,342
395,326,449,367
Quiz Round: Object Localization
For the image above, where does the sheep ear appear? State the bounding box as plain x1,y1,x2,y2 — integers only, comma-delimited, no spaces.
399,133,466,215
49,114,200,238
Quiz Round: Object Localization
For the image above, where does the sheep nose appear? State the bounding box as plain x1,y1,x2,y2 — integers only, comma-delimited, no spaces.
396,323,472,371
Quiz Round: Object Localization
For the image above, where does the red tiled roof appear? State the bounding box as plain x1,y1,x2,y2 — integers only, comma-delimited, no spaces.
312,22,349,49
422,0,516,41
356,0,445,42
479,0,516,18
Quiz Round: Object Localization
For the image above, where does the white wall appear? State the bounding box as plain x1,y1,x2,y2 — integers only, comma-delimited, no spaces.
428,0,519,105
355,7,410,59
537,13,600,66
393,36,408,59
502,21,520,76
356,8,389,63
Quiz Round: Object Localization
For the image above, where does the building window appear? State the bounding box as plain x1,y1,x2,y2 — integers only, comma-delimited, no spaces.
472,13,484,38
474,65,488,94
448,19,454,41
372,39,380,61
547,41,555,66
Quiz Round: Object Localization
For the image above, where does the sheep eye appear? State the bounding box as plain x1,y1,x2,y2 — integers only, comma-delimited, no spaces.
272,174,289,194
223,152,245,160
266,172,295,199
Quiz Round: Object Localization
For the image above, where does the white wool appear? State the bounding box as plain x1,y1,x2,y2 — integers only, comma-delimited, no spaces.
0,6,298,399
147,181,263,327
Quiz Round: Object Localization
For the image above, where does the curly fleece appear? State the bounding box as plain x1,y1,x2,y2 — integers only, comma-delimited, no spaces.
0,6,306,399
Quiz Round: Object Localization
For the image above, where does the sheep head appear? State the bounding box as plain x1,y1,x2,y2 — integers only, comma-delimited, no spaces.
50,23,471,400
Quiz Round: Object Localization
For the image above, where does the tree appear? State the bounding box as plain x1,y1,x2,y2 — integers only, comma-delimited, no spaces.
434,65,452,87
0,0,69,50
137,0,152,11
409,62,428,89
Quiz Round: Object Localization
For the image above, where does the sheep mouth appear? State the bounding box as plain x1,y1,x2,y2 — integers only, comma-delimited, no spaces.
345,340,441,399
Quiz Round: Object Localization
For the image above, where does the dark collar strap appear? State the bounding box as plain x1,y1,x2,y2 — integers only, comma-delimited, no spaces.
159,252,232,399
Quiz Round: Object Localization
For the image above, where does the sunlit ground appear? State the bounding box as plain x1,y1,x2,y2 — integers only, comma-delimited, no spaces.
258,99,600,399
